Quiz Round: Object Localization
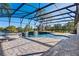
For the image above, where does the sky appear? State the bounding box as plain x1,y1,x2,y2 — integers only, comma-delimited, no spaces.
0,3,75,28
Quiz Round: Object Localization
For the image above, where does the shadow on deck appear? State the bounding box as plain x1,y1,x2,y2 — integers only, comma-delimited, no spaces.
0,42,4,56
21,51,46,56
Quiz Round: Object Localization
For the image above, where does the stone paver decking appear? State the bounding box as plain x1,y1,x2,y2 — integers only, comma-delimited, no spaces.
42,34,79,56
1,38,60,56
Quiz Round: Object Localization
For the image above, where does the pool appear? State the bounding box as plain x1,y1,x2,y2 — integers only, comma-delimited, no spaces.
27,32,68,39
0,32,68,40
0,32,5,36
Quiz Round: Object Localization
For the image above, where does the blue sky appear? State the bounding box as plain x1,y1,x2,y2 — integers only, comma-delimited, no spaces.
0,3,75,28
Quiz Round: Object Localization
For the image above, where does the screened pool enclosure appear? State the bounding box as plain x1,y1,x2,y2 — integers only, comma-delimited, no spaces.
0,3,79,56
0,3,79,33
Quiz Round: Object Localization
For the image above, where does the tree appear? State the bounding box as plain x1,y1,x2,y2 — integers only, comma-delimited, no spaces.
0,27,4,31
53,24,62,32
62,25,68,32
24,25,34,32
17,27,24,32
66,22,74,32
5,26,18,33
45,25,51,31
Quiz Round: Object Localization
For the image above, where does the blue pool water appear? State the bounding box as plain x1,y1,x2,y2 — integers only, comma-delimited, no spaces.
0,32,68,39
0,32,5,36
27,32,68,39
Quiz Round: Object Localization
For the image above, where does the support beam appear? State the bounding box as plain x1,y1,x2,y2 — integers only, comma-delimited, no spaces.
8,17,11,26
25,3,38,8
67,13,75,20
43,19,73,24
65,8,76,20
24,10,39,30
11,3,25,15
28,4,75,19
34,11,75,21
1,4,11,26
75,3,79,34
20,18,23,27
9,3,25,26
38,16,75,22
1,3,25,27
0,13,29,16
6,9,11,26
0,7,30,13
66,8,76,14
22,3,54,18
0,16,26,18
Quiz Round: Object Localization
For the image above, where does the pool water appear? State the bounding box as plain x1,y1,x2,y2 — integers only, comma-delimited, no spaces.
0,32,68,40
0,32,5,36
27,32,68,39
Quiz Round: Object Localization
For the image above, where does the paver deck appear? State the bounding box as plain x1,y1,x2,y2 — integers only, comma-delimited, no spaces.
0,37,60,56
42,34,79,56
